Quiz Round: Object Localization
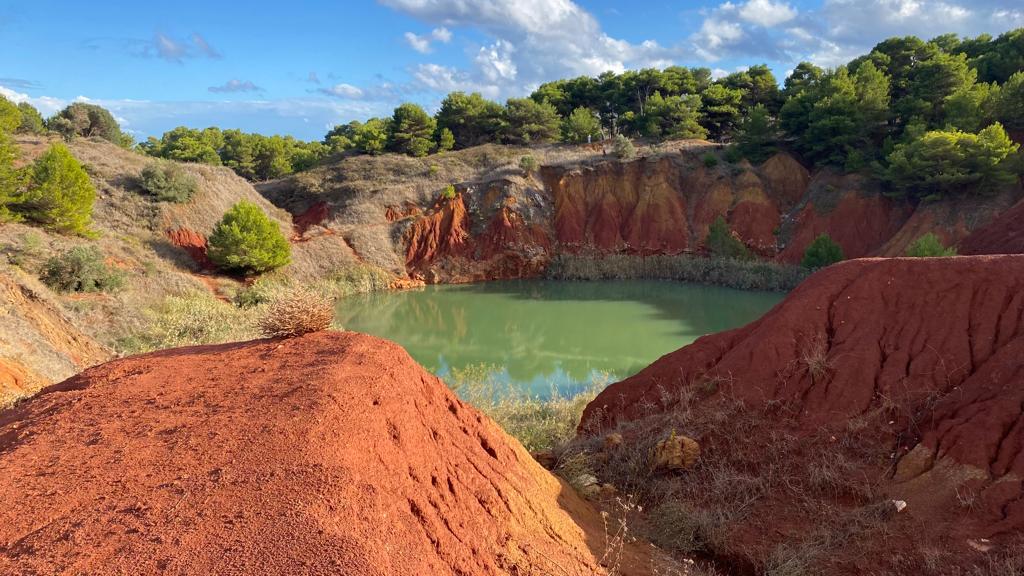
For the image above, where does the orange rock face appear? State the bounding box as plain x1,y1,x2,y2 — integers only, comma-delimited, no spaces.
165,227,213,269
0,332,657,575
778,185,912,264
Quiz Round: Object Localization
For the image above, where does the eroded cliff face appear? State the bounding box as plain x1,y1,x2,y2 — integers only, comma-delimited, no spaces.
262,142,1023,284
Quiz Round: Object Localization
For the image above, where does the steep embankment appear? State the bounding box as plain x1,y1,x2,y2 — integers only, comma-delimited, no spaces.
263,141,1024,285
0,332,660,575
0,268,109,407
581,256,1024,562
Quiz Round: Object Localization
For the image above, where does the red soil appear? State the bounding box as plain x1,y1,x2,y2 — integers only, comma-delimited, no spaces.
960,196,1024,255
582,256,1024,543
0,332,657,575
778,191,911,263
165,227,213,270
291,201,330,236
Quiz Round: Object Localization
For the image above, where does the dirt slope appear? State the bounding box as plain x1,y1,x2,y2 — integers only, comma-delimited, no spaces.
0,332,658,575
0,266,109,407
581,256,1024,556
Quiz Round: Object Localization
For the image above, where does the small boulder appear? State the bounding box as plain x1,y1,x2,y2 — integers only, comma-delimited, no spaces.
651,430,700,472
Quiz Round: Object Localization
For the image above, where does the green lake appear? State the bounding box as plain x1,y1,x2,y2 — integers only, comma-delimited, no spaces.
337,280,783,397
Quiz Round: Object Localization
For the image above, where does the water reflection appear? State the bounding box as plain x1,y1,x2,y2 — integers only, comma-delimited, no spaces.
337,280,782,396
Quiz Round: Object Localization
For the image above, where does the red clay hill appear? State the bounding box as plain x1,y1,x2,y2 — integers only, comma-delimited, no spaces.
581,255,1024,570
0,332,658,575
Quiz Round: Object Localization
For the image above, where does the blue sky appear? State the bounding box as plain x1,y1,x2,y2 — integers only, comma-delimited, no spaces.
1,0,1022,141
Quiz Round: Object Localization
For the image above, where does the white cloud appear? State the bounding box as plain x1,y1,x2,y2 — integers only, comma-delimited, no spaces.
404,26,455,54
0,84,66,116
380,0,678,99
404,32,432,53
318,83,366,98
432,27,452,43
475,40,517,82
738,0,797,27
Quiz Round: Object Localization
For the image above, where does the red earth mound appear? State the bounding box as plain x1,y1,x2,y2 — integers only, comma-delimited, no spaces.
582,256,1024,547
0,332,655,575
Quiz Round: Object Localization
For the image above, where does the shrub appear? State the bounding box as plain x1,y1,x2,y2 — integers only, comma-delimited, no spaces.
139,162,198,203
207,201,291,275
519,155,538,175
441,184,457,200
705,215,751,260
612,134,636,159
905,233,956,257
702,153,719,168
41,245,126,293
257,287,334,338
801,234,844,269
19,143,95,236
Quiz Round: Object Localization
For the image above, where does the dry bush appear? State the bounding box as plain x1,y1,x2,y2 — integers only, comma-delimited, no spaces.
799,334,833,382
257,288,334,338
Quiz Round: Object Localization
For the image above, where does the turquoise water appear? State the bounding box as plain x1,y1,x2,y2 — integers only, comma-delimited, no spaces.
337,280,782,397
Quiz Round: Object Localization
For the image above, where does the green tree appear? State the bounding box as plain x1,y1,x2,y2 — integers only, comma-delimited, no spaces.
148,126,222,165
704,216,750,259
435,92,505,148
905,233,956,257
48,103,125,145
885,123,1019,199
207,201,291,274
561,107,602,143
944,82,995,132
19,143,96,235
16,102,45,134
0,131,26,221
700,84,744,140
640,92,707,140
994,71,1024,131
0,96,20,133
519,155,539,175
966,28,1024,84
783,62,824,97
801,234,844,269
221,130,257,179
735,103,777,163
388,103,437,157
438,127,455,152
352,118,389,155
253,136,292,180
503,98,561,145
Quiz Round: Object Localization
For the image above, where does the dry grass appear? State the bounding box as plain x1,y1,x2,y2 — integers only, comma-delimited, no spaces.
799,334,834,383
447,363,605,453
549,385,906,575
257,287,334,338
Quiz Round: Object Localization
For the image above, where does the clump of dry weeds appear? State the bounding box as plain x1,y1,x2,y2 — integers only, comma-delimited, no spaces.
257,287,334,338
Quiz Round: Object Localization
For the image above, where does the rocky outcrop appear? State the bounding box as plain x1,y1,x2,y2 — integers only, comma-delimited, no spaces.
582,256,1024,539
404,182,553,283
0,332,657,575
